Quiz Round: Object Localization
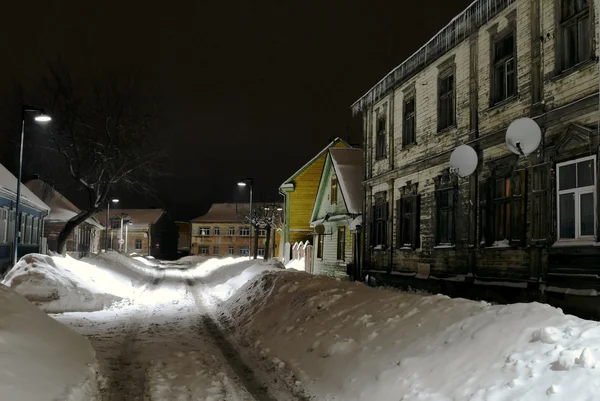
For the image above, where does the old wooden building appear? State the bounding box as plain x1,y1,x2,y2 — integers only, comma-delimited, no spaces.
354,0,600,316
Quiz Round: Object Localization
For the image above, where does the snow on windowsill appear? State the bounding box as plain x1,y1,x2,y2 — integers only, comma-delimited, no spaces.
474,279,528,289
552,239,600,248
485,240,512,249
541,285,599,297
429,275,466,282
433,244,455,250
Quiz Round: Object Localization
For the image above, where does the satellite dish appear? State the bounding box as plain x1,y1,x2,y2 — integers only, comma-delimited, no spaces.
315,225,325,235
506,117,541,156
450,145,478,177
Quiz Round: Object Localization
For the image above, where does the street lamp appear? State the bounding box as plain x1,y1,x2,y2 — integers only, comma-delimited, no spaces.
237,178,253,259
119,213,129,252
104,198,119,251
12,106,51,265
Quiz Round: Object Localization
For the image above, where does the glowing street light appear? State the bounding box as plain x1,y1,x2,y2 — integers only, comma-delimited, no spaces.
104,198,120,250
237,178,253,259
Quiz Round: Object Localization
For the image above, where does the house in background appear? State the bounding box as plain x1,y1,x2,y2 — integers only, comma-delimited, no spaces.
26,179,103,257
279,138,350,256
175,221,191,257
310,148,363,279
94,209,178,259
190,203,280,258
0,164,50,272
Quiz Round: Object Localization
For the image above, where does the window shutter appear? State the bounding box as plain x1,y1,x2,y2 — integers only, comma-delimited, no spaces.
384,201,389,246
479,178,492,246
412,195,421,250
434,190,440,245
531,163,550,244
370,205,376,247
510,169,527,246
396,199,403,249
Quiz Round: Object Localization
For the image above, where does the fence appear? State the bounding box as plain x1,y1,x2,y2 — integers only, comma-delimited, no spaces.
287,241,312,273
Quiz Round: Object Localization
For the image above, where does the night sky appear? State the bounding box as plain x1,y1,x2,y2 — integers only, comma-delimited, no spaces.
0,0,472,221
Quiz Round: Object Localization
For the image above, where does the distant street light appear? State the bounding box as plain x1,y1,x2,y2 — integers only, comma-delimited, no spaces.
104,198,119,250
237,178,253,259
12,106,51,265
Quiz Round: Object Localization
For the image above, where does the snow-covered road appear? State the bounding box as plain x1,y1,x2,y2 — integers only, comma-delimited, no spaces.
54,268,280,401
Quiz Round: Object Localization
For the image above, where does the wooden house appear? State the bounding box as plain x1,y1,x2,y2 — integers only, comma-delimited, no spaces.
279,138,350,255
25,179,103,257
310,148,364,278
0,164,50,272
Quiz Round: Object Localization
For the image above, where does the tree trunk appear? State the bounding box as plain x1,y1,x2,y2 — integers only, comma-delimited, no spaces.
264,224,271,261
253,225,259,259
57,209,97,255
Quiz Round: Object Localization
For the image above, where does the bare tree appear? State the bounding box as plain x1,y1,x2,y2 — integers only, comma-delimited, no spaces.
247,203,283,260
40,64,164,254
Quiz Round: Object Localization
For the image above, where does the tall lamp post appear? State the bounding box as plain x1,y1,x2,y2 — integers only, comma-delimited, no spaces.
104,198,119,251
12,106,51,265
237,178,253,259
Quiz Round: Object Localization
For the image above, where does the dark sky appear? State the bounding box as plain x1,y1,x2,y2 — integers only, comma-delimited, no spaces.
0,0,471,221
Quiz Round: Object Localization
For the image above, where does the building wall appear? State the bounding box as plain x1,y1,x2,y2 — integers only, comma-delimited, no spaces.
361,0,600,295
190,222,270,257
45,221,101,255
313,221,353,279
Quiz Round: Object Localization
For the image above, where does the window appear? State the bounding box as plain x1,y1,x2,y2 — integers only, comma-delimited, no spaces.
19,214,26,244
531,163,550,241
492,32,516,104
239,246,250,256
331,173,338,204
371,196,388,247
229,226,235,235
438,72,455,131
557,156,596,239
403,96,416,146
214,226,220,235
560,0,591,70
258,248,266,257
397,194,421,249
110,219,120,229
199,227,210,236
135,238,142,250
239,227,250,236
317,234,324,259
32,217,39,245
199,246,209,255
228,246,235,255
436,186,455,245
493,176,512,242
0,208,7,243
213,245,219,255
337,226,346,260
259,229,267,236
375,114,387,160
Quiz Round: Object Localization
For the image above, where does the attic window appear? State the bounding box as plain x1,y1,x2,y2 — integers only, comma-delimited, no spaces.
331,173,338,204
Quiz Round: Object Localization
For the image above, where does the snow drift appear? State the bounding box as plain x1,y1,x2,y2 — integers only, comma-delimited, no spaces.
0,282,100,400
218,270,600,401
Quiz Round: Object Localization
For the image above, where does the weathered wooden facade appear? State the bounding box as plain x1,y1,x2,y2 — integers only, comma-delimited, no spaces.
175,221,191,256
0,164,50,272
354,0,600,316
310,148,364,278
26,179,103,257
279,138,350,253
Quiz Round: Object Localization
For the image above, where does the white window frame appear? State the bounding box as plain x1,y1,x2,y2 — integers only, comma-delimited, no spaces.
229,227,235,235
239,246,250,256
228,246,235,255
214,226,220,235
199,227,210,236
199,246,209,255
258,229,267,236
135,238,142,250
0,208,8,243
257,247,265,256
557,155,597,240
239,227,250,236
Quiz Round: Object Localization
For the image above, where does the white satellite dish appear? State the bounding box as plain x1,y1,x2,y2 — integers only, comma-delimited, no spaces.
449,145,478,177
506,117,541,156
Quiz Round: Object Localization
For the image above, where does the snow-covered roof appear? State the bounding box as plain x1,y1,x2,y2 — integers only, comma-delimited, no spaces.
279,137,350,188
25,180,104,229
329,148,364,215
191,203,249,223
93,209,165,231
0,164,50,212
352,0,516,114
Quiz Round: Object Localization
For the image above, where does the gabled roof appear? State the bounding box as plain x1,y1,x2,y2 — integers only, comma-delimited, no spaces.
330,148,364,215
279,137,350,188
191,203,249,223
93,209,165,231
25,180,103,229
0,164,50,212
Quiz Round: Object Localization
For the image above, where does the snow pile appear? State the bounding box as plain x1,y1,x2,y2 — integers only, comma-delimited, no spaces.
2,253,146,313
219,271,600,401
285,257,305,271
0,283,100,400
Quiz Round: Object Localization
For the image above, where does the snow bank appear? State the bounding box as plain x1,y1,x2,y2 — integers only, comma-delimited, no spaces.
285,257,305,271
2,252,150,313
0,283,100,400
219,271,600,401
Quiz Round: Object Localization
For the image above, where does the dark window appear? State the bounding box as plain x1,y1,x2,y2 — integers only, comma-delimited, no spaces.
492,32,516,104
199,246,209,255
331,173,338,204
561,0,591,70
531,163,550,242
371,198,388,247
229,226,235,235
438,73,455,131
214,226,220,235
199,227,210,236
135,238,142,250
397,195,421,249
213,245,219,255
337,226,346,260
317,234,324,259
436,187,455,245
239,227,250,236
110,219,120,229
375,115,387,159
403,97,416,146
228,246,235,255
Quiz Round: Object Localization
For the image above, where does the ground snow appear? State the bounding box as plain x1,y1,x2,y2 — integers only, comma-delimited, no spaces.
285,258,305,271
0,282,100,401
218,270,600,401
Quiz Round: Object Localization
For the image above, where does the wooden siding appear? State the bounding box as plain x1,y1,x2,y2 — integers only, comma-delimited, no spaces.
313,221,353,278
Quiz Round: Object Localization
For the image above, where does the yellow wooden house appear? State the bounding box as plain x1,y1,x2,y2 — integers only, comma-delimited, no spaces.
279,138,350,254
